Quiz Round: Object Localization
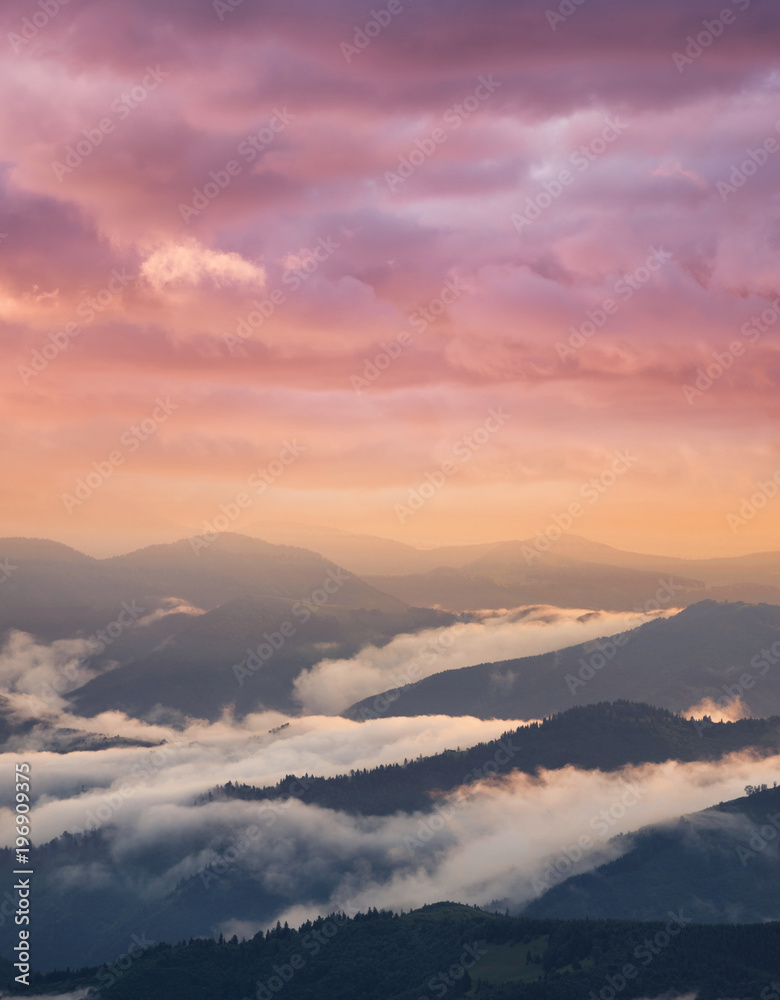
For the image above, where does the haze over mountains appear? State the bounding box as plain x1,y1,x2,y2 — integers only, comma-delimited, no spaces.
242,521,501,576
0,533,446,721
363,536,780,612
70,597,456,721
4,532,780,725
7,528,780,638
244,524,780,610
0,532,404,641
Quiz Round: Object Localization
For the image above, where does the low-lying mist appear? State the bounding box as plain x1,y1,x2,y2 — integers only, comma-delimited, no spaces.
2,707,777,943
294,605,675,714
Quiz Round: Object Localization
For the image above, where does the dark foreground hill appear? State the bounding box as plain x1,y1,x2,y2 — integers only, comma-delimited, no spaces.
524,783,780,924
10,904,780,1000
210,702,780,815
346,600,780,721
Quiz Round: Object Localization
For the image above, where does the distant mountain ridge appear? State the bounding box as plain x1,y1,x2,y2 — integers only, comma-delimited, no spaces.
0,533,405,637
241,525,780,611
345,600,780,721
241,520,500,575
0,532,440,720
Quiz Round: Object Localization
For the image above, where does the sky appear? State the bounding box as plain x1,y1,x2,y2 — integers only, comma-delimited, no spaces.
1,0,779,557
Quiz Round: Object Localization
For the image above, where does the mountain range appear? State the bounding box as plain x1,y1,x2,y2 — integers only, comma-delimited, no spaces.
0,533,451,719
5,533,780,723
6,702,779,972
243,524,780,611
0,533,404,642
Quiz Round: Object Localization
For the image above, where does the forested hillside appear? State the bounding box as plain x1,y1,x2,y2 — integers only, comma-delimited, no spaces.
14,904,780,1000
209,702,780,815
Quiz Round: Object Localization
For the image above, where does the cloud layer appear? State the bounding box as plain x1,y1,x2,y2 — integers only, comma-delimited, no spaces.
1,0,779,555
2,709,777,940
294,605,672,714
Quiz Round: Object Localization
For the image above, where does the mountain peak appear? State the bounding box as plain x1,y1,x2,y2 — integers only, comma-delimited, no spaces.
0,537,94,562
